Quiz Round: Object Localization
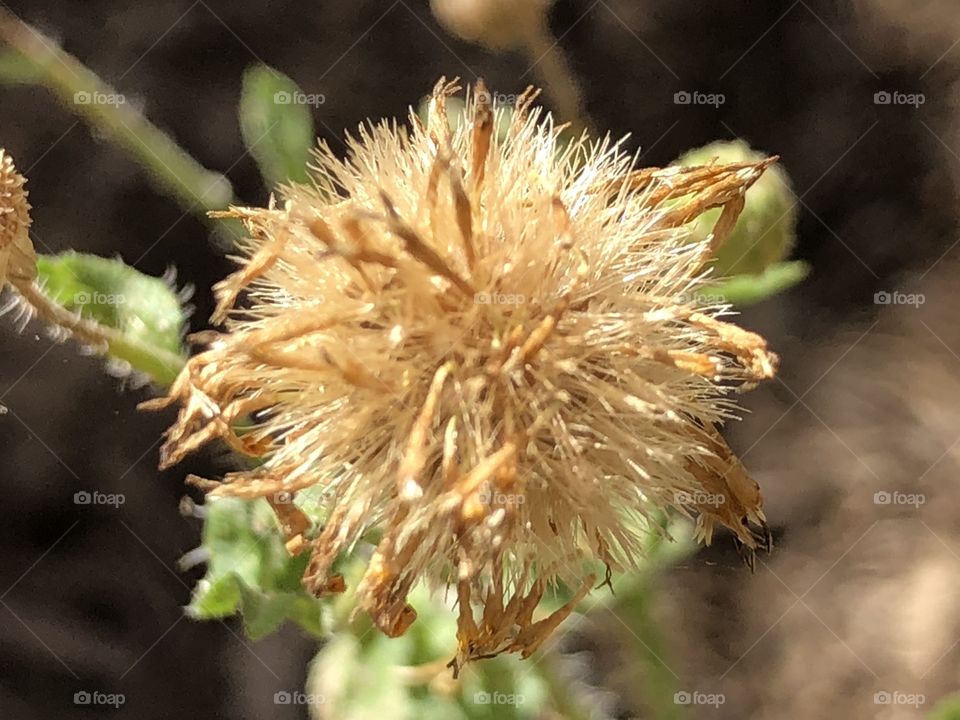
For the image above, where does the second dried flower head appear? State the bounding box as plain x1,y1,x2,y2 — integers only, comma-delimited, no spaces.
149,79,778,671
0,149,37,288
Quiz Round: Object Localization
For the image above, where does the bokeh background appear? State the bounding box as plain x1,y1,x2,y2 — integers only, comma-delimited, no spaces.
1,1,959,718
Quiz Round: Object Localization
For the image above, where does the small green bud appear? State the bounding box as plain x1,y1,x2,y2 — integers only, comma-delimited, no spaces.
674,139,797,277
431,0,552,51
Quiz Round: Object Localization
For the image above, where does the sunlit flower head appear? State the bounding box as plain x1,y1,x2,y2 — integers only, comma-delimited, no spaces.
149,78,777,672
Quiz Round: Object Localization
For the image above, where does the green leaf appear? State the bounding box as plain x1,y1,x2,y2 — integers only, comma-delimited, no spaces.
929,693,960,720
612,579,684,720
188,573,240,618
36,252,183,353
305,570,553,720
702,260,810,306
34,252,186,384
309,632,414,720
461,656,541,720
237,584,325,640
240,64,316,189
186,497,326,639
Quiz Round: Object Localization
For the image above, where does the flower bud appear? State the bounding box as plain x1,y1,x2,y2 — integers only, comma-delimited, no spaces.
675,140,797,277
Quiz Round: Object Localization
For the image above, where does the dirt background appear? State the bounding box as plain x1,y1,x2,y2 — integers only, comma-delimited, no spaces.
1,1,959,718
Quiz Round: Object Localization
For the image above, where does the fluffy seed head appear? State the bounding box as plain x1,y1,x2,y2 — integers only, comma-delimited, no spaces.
0,149,37,285
151,79,778,671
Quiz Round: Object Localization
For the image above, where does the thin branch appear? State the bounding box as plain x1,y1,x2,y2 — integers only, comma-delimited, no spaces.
0,7,241,240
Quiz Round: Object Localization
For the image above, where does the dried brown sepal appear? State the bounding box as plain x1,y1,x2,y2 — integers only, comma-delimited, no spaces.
303,506,365,597
689,311,779,386
267,493,312,554
610,158,776,268
426,76,462,144
470,79,493,190
684,425,772,567
449,571,596,676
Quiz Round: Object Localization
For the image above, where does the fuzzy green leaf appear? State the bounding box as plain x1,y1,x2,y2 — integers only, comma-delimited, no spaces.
929,693,960,720
36,252,183,353
34,252,186,384
702,260,810,306
309,631,414,719
240,64,316,189
186,497,325,639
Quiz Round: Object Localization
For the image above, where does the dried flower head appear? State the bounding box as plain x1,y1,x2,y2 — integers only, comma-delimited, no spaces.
149,79,778,672
0,149,37,286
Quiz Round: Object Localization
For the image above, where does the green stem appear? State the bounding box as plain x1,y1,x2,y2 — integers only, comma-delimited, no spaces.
0,7,241,241
616,578,684,720
15,280,185,386
522,20,591,135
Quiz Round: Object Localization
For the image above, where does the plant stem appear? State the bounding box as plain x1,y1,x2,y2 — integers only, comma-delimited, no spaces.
522,20,591,135
615,578,684,720
14,280,186,386
0,7,241,241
